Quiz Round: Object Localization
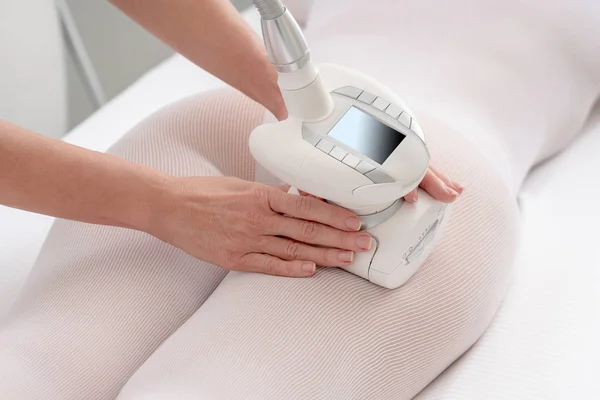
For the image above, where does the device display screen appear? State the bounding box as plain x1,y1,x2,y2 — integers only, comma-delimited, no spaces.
328,107,405,164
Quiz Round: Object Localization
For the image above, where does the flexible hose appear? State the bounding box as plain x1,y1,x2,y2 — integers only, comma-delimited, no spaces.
252,0,285,20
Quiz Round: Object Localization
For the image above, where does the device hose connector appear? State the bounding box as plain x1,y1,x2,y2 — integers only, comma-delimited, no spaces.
252,0,310,75
253,0,285,20
252,0,333,121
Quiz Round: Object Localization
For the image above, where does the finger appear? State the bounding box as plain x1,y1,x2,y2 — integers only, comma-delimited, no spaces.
428,165,464,194
403,188,419,203
280,186,324,200
271,214,374,252
298,190,324,201
268,190,361,231
262,236,354,267
240,253,316,277
305,194,325,201
419,168,459,202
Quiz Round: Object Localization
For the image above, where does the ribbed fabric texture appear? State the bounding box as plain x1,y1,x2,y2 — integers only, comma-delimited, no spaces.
0,91,264,399
0,88,520,399
116,102,520,400
2,0,598,397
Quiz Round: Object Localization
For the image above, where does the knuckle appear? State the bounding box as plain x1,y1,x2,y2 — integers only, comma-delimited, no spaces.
254,235,271,249
328,206,341,220
338,231,353,249
325,203,350,227
334,231,353,249
284,241,302,260
332,209,348,226
223,252,242,271
263,257,279,276
300,220,319,241
251,184,272,204
244,211,266,228
242,210,256,223
295,195,312,215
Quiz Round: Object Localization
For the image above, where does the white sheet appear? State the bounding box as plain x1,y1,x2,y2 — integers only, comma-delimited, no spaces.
416,105,600,399
1,7,598,398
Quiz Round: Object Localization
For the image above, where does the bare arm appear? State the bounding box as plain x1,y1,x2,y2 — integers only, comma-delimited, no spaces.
0,0,461,276
0,119,164,231
108,0,288,120
105,0,463,203
0,120,372,276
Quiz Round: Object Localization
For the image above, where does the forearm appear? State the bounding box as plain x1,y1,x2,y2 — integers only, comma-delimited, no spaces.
109,0,287,119
0,120,165,231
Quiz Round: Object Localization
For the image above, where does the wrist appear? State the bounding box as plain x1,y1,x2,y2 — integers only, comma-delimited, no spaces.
136,174,210,243
121,167,173,235
247,59,288,121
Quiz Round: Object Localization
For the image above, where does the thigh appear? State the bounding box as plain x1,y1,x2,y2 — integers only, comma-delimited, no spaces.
118,114,521,400
0,90,264,400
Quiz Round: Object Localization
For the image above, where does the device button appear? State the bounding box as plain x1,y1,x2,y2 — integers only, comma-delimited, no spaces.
385,104,402,119
398,112,412,128
302,128,321,146
316,139,334,154
329,146,347,161
372,97,390,111
333,86,363,99
342,153,360,168
355,160,376,174
358,91,377,105
406,244,424,264
410,119,424,137
365,168,395,184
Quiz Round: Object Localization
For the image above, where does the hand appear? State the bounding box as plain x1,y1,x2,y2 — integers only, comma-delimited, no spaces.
147,176,373,278
402,164,464,203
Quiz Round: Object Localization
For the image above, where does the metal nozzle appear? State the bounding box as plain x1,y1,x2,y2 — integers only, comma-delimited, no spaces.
252,0,310,73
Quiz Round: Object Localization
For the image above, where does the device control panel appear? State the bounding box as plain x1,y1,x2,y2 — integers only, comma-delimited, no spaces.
301,86,425,186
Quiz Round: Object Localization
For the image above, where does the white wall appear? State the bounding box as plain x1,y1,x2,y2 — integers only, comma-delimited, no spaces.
66,0,253,130
0,0,66,138
0,1,254,135
64,0,174,129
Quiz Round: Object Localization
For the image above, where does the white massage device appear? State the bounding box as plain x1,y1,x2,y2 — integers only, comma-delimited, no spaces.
249,0,452,289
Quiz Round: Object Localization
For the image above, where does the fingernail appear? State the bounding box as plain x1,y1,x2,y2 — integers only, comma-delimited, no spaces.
338,251,354,263
446,186,459,197
302,262,316,274
451,181,464,193
412,191,419,202
356,234,373,251
346,217,361,231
